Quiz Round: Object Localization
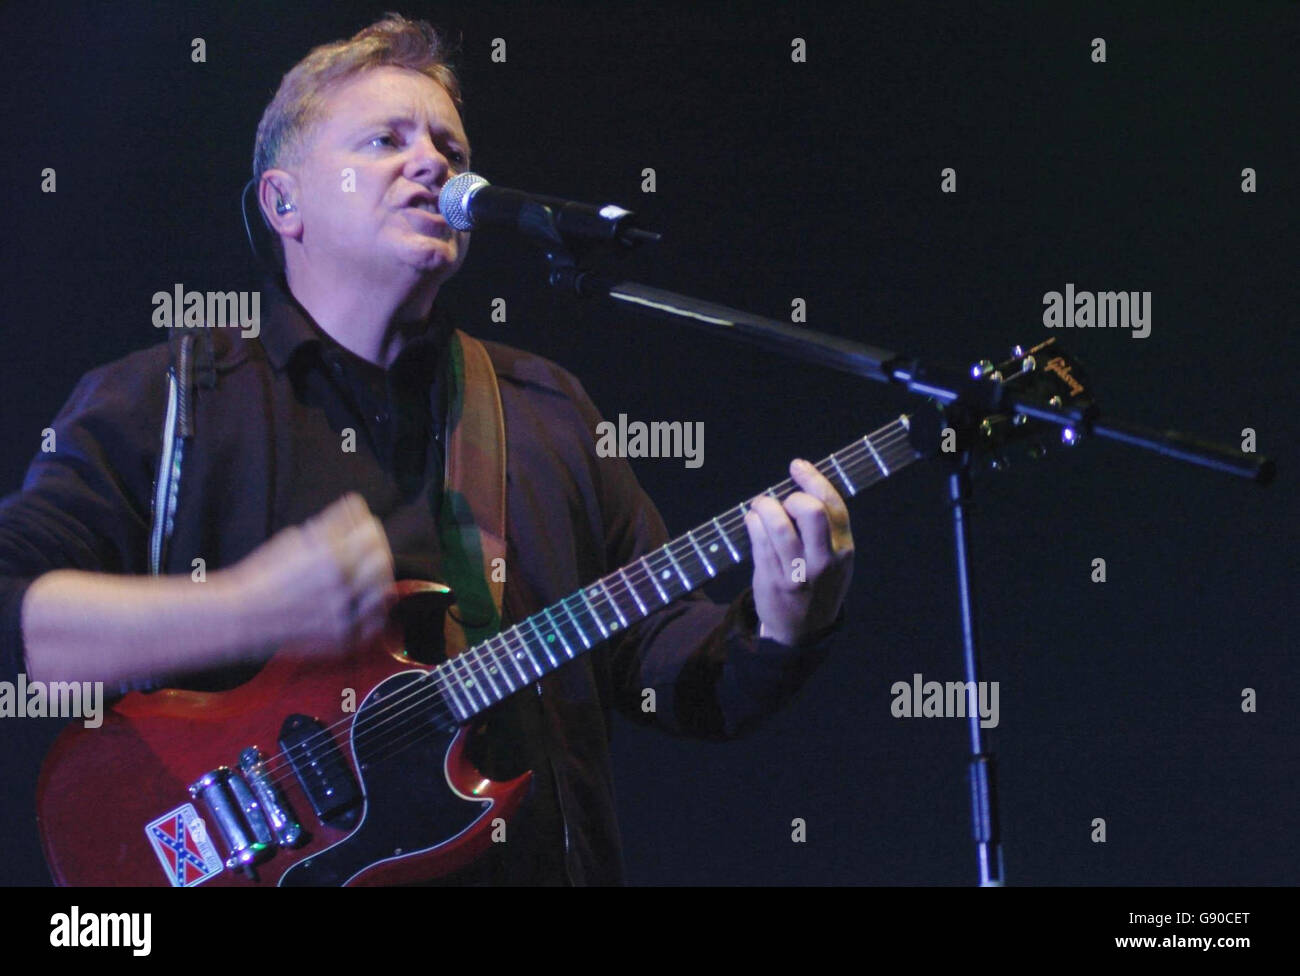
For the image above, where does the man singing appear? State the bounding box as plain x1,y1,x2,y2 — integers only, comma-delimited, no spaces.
5,14,854,884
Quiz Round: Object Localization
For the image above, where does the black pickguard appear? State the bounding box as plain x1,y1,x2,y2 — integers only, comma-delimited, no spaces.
278,671,486,886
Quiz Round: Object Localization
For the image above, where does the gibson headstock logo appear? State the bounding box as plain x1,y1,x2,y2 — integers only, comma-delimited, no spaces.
1044,356,1085,397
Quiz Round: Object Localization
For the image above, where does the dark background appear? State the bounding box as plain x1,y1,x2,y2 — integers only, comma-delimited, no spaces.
1,1,1295,886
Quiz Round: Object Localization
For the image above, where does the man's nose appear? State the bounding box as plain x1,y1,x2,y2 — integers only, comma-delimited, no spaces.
404,135,453,184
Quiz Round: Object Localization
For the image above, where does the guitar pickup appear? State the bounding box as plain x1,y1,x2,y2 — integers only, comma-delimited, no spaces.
279,714,362,829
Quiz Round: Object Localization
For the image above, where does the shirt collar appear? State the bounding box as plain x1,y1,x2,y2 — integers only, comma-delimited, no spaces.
258,273,454,374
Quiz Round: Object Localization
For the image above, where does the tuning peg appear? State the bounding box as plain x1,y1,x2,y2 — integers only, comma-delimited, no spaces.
1061,427,1079,447
1012,345,1024,358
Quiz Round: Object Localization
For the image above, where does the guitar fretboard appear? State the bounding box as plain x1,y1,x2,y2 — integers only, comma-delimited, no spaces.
430,415,919,722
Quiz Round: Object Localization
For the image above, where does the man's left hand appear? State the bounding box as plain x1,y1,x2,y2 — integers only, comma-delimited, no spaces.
743,458,855,647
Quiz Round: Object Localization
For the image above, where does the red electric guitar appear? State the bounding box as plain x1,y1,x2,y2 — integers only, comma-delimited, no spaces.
36,341,1089,885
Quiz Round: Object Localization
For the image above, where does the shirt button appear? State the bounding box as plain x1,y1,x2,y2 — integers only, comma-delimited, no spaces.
329,360,344,376
374,412,389,424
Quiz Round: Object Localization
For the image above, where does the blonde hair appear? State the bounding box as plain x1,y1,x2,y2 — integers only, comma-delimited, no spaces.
252,13,462,183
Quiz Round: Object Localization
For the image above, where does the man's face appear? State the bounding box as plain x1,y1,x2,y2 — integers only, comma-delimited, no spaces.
287,66,472,288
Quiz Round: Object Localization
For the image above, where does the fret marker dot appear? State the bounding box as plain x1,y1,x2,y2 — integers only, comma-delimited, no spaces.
463,679,475,688
547,634,555,643
709,543,718,552
610,623,619,631
662,570,670,580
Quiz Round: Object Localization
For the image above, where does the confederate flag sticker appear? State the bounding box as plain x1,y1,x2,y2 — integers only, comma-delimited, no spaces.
145,803,224,887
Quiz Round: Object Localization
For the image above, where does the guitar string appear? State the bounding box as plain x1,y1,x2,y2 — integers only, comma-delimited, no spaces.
251,447,923,798
391,427,922,726
323,450,920,777
246,430,920,792
242,429,918,790
245,429,919,791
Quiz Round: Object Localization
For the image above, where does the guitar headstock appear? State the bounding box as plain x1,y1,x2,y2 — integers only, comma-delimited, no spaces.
918,337,1096,470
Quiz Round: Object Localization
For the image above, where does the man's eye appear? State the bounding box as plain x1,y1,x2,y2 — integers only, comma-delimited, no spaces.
369,134,398,148
447,150,467,166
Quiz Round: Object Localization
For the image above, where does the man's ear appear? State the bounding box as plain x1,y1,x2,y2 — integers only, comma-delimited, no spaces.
256,169,303,241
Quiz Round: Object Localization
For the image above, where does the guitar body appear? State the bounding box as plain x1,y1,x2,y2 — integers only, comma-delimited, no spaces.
37,580,531,886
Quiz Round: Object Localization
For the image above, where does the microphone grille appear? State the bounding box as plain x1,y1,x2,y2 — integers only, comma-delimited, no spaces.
439,172,487,231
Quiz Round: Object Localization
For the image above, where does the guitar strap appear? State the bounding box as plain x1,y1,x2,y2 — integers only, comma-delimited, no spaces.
437,329,508,651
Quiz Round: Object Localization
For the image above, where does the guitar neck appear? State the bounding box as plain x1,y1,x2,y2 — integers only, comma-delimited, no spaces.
433,414,919,722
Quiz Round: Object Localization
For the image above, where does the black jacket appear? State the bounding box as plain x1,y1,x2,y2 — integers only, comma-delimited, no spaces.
0,280,837,884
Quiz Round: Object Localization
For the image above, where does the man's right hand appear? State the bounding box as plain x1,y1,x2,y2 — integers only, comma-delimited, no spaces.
232,493,397,650
22,493,396,687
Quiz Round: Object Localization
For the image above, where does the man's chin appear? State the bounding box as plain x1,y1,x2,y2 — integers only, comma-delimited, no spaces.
395,238,462,275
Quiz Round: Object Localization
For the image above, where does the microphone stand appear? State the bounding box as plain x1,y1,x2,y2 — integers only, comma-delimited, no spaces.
514,202,1275,886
